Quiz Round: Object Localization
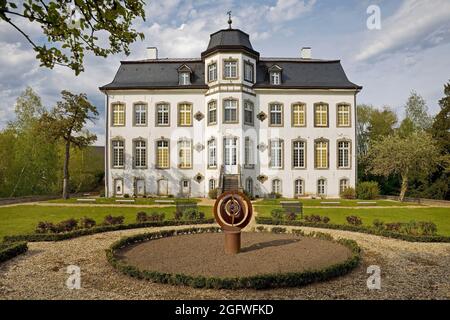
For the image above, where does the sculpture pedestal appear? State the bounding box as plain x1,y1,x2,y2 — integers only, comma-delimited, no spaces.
224,227,241,254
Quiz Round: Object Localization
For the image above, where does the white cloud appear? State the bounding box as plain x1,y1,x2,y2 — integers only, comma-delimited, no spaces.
267,0,316,22
356,0,450,61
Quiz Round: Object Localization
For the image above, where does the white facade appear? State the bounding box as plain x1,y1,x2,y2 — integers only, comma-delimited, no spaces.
102,29,360,198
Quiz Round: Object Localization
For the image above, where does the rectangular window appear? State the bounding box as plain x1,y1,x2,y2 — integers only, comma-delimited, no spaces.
178,103,192,126
112,140,124,167
134,140,146,168
269,103,283,126
270,72,280,85
293,140,306,169
337,104,351,127
244,137,254,167
156,140,169,169
178,140,192,169
223,99,238,123
292,103,306,127
244,101,254,125
315,140,328,169
156,103,170,126
208,139,217,168
339,179,349,194
270,140,283,169
244,62,254,82
338,141,351,168
112,104,125,126
295,179,304,195
314,103,328,127
224,60,237,79
179,72,190,85
317,179,326,195
208,101,217,125
208,63,217,82
134,104,146,126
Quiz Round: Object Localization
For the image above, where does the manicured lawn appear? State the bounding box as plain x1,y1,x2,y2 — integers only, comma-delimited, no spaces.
47,197,202,205
255,205,450,236
255,198,421,207
0,205,213,240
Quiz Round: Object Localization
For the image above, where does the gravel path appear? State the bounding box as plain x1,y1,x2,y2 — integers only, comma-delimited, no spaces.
0,224,449,300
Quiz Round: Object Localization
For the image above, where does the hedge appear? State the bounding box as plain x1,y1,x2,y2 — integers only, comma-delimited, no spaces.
255,217,450,243
0,241,28,263
3,219,215,243
106,227,361,290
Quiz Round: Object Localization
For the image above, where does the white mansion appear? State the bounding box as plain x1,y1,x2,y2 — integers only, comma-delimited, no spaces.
100,26,361,198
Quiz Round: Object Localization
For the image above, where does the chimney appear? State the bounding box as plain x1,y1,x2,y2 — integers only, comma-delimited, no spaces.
301,47,311,59
146,47,158,60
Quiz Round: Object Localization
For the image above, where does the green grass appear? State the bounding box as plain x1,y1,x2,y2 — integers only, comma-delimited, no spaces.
255,205,450,236
0,205,213,240
255,198,421,207
46,197,202,205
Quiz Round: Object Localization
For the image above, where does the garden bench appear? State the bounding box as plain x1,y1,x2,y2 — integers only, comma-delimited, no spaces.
175,201,198,216
115,199,135,203
320,201,340,205
76,198,96,202
357,201,377,205
280,201,303,219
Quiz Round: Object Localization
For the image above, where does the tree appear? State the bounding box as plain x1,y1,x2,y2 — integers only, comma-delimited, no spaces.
39,90,98,199
405,90,432,131
430,81,450,153
0,1,145,75
9,86,45,130
356,104,373,155
368,107,397,141
367,132,439,201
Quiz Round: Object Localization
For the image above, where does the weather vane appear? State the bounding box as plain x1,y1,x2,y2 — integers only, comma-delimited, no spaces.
227,11,232,29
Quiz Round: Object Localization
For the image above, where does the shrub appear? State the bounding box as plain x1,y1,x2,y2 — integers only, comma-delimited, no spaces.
346,215,362,226
401,220,420,235
304,215,330,224
55,218,78,233
292,229,305,236
356,181,380,200
373,219,384,230
36,221,57,233
256,226,266,232
285,212,297,221
208,188,218,199
385,222,401,232
271,209,284,222
168,194,174,198
79,217,96,229
340,187,356,199
123,194,130,198
418,221,437,236
243,189,255,200
268,192,282,199
103,215,125,225
271,227,286,234
148,212,165,222
136,211,148,223
181,208,204,221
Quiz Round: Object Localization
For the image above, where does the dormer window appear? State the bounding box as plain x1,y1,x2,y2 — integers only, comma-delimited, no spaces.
223,59,238,79
177,64,192,85
268,64,282,85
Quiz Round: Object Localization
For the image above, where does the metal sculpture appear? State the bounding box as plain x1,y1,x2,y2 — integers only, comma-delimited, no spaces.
213,191,253,254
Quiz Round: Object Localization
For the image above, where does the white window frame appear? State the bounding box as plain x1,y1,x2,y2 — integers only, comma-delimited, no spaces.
207,139,217,168
338,140,351,169
112,104,125,126
337,104,351,127
270,71,281,85
317,179,326,196
156,103,170,126
179,72,190,85
270,139,283,169
208,101,217,125
112,140,124,168
339,179,349,194
208,63,217,82
294,179,304,195
269,103,283,126
178,139,192,169
244,101,254,125
244,137,254,167
209,178,216,191
224,60,238,79
134,140,146,168
156,140,169,169
223,99,238,123
293,140,306,169
272,179,282,194
315,140,329,169
134,104,146,126
244,61,254,82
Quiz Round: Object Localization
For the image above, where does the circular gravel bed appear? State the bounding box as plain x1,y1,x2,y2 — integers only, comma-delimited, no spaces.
115,232,352,278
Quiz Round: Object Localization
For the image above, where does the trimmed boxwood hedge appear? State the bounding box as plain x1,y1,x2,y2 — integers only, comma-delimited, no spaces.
106,227,361,290
0,241,28,263
255,217,450,243
3,219,215,242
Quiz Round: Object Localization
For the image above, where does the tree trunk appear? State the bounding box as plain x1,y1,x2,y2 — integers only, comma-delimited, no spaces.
399,175,408,202
62,141,71,199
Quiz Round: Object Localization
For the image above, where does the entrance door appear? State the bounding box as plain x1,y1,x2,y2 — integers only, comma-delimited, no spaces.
158,179,168,196
224,137,238,174
114,179,123,196
181,179,190,196
136,179,145,196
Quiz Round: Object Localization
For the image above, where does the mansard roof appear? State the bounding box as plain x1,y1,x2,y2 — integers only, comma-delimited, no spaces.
201,28,259,58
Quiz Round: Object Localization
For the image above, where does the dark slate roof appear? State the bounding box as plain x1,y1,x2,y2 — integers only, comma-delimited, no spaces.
255,59,361,90
201,29,259,58
100,60,207,90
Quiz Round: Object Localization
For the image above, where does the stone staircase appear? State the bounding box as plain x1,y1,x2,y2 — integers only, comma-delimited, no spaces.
222,174,240,192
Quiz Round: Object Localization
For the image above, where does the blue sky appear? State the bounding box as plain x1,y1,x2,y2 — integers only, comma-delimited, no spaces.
1,0,449,146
